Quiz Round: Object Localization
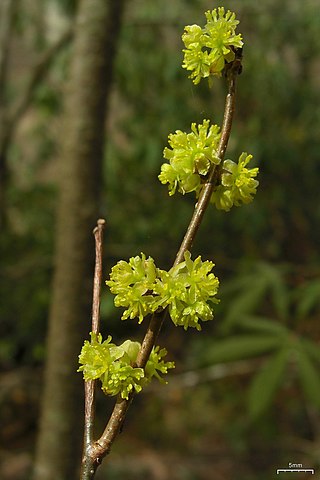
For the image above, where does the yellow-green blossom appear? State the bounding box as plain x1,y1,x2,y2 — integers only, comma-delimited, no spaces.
211,153,259,211
159,120,221,196
106,251,219,330
101,362,144,399
182,7,243,84
155,251,220,330
78,335,175,400
78,333,114,380
106,253,160,323
144,346,175,384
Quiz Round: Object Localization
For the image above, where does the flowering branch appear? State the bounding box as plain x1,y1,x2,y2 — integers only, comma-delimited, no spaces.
83,63,240,477
78,7,258,479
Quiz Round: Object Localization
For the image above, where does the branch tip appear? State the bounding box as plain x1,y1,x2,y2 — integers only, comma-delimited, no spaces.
93,218,105,235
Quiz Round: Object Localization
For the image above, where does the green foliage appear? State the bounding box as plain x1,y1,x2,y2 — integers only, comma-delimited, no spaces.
198,334,284,365
300,336,320,365
191,265,320,420
248,347,289,419
295,279,320,319
220,262,289,331
233,315,288,336
78,333,174,399
182,7,243,84
106,251,220,331
297,343,320,410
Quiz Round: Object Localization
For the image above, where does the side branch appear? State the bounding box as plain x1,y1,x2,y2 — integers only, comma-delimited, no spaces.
91,219,106,334
80,219,105,480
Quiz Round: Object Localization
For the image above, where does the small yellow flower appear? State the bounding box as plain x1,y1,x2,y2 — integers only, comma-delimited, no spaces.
182,7,243,85
211,153,259,211
159,120,221,196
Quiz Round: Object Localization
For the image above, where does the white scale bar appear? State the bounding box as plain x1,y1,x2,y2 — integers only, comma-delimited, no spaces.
277,469,314,474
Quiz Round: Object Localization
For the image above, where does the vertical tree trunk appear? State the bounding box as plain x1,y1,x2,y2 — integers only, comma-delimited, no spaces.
0,0,14,228
32,1,126,479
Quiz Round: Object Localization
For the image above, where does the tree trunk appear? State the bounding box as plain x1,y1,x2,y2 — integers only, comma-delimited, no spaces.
0,0,14,228
32,1,126,479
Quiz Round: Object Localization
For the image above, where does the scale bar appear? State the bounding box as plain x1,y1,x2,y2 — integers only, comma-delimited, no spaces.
277,469,314,474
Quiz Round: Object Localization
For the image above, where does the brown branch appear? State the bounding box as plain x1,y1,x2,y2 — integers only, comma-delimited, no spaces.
80,219,105,480
85,67,240,471
135,70,238,370
173,72,236,267
91,219,106,334
92,396,133,459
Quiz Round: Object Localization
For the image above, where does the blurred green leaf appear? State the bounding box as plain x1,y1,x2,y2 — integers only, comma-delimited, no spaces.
222,263,289,331
297,345,320,409
299,337,320,365
223,279,269,329
199,334,286,366
260,263,289,320
295,280,320,319
236,315,289,335
248,347,289,419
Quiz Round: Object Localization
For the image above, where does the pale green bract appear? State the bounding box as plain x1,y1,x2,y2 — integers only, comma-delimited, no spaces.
78,334,175,399
159,119,221,196
211,153,259,211
182,7,243,84
106,251,219,330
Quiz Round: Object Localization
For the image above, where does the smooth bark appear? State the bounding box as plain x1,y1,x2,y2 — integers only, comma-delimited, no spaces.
32,1,126,479
0,0,14,227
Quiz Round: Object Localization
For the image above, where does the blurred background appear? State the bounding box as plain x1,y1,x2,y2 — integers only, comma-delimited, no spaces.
1,0,320,479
